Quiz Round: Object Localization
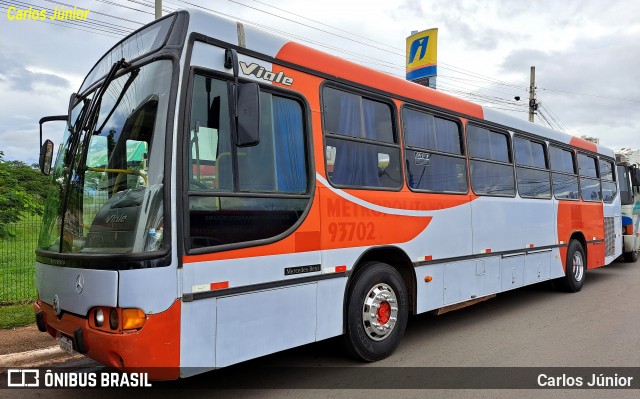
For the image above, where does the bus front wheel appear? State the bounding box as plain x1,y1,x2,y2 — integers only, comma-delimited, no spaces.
344,262,408,362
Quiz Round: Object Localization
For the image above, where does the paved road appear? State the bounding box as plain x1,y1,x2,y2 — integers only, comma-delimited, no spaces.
6,259,640,398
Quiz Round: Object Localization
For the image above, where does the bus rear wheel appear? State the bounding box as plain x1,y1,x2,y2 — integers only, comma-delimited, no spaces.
344,262,408,362
555,239,585,292
623,249,639,263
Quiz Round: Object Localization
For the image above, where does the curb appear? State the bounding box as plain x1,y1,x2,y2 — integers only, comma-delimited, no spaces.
0,346,83,368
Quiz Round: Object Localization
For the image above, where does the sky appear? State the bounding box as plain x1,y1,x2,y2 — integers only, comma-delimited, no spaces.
0,0,638,165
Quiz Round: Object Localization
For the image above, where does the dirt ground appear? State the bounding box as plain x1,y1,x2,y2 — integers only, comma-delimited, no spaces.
0,323,57,355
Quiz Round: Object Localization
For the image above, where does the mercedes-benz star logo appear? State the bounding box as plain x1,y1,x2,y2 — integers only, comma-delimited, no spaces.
75,274,84,294
52,294,61,316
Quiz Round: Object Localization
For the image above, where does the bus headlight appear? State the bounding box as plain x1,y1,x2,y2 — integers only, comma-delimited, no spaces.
94,308,105,327
109,308,119,330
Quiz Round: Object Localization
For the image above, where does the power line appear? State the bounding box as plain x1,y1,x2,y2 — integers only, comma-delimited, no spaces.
538,103,569,134
125,0,175,14
93,0,154,15
44,0,144,25
251,0,398,53
536,109,556,130
12,0,609,130
0,4,121,38
174,0,529,91
538,87,640,103
0,0,132,37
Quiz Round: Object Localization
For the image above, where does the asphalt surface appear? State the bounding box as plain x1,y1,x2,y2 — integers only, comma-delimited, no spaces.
2,259,639,398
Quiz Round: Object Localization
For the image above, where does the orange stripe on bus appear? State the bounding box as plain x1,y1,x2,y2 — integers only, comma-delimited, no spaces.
569,136,598,153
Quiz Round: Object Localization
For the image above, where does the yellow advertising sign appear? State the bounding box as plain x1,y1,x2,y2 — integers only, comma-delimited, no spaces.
406,28,438,81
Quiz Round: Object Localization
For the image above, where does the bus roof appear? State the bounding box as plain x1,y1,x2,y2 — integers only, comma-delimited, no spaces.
182,8,614,159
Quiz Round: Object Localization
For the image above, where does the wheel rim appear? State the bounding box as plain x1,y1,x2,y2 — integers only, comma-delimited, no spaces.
572,251,584,282
362,283,399,341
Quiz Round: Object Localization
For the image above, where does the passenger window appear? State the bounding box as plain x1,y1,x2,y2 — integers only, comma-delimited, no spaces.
403,108,467,193
578,154,598,178
549,146,579,200
514,137,550,199
467,125,514,196
577,153,601,202
323,87,401,189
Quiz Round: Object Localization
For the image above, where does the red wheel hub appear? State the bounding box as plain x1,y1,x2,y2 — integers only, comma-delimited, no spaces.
377,301,391,324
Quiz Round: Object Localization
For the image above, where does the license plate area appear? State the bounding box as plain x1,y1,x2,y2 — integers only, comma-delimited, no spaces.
59,335,74,354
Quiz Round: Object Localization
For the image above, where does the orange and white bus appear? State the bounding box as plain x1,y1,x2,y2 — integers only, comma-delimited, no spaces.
34,9,621,379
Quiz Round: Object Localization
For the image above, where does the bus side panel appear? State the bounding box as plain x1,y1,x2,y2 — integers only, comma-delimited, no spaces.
402,198,473,266
215,283,317,368
557,201,606,269
415,263,445,313
471,197,555,254
316,277,348,341
500,254,525,291
180,297,217,374
524,250,551,284
442,258,500,305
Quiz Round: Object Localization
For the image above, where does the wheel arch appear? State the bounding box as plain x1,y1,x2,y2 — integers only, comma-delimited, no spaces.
569,231,587,267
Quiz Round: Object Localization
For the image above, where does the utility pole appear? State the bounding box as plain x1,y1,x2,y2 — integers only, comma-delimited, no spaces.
528,66,537,123
155,0,162,19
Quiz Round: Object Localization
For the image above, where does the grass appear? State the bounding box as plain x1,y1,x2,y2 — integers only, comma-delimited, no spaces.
0,303,35,329
0,215,41,304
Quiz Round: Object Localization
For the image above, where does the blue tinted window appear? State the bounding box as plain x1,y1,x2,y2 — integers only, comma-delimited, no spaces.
515,137,546,169
470,160,515,196
517,167,551,198
578,154,598,178
580,177,601,201
323,87,400,189
553,174,579,199
468,125,509,162
404,109,461,154
406,150,467,192
323,88,394,143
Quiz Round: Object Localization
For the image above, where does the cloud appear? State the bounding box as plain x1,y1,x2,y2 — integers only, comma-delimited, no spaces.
398,0,425,19
0,51,70,91
496,30,640,149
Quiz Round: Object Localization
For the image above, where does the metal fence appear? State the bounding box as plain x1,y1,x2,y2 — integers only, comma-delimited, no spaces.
0,214,42,304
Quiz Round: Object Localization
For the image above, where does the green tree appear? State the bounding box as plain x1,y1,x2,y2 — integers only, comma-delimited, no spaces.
0,151,50,238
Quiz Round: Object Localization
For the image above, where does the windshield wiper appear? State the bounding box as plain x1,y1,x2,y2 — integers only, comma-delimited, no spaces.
94,68,139,136
80,58,130,136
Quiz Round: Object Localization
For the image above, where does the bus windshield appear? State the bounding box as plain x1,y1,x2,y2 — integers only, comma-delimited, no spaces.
38,60,172,255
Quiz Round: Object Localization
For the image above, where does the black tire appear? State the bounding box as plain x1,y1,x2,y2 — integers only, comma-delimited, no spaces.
344,262,408,362
555,239,586,292
623,249,639,263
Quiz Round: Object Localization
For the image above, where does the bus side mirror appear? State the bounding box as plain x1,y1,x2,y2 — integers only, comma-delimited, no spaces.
39,139,54,175
225,48,260,147
38,115,67,175
236,82,260,147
